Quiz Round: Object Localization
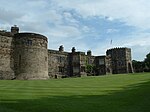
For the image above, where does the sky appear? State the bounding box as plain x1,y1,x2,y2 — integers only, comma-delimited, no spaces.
0,0,150,61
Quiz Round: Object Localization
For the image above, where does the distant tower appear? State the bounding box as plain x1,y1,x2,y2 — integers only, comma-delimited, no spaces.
59,45,64,52
106,48,134,74
11,25,19,34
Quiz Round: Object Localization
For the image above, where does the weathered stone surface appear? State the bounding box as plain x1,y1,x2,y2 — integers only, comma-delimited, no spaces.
106,48,134,74
14,33,49,80
48,49,70,78
0,26,134,80
95,56,112,75
0,35,15,79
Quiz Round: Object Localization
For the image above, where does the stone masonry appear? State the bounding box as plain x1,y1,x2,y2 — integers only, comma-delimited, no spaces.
0,26,134,80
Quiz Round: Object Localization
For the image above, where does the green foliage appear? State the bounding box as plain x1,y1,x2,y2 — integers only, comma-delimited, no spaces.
85,64,96,75
0,73,150,112
133,52,150,72
86,64,93,73
132,60,145,72
145,53,150,69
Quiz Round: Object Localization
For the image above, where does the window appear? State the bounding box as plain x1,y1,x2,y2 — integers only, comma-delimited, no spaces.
59,57,65,63
99,59,104,65
59,66,64,73
27,40,32,45
19,55,21,67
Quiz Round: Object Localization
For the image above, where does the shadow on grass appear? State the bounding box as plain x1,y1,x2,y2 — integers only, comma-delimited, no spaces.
0,81,150,112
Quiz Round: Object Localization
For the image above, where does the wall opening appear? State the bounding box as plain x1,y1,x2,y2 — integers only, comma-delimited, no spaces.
19,55,21,67
55,75,57,79
128,63,133,73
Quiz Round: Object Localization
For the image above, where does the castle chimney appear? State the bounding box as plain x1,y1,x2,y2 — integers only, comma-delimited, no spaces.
59,45,64,52
87,50,92,56
11,25,19,34
72,47,76,53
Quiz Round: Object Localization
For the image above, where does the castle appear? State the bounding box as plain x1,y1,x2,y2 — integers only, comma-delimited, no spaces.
0,26,134,80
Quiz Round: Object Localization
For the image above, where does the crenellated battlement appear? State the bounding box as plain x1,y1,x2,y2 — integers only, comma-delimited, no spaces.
106,47,133,74
0,26,134,80
107,47,130,51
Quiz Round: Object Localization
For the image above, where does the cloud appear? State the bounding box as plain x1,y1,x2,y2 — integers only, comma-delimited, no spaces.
0,8,23,24
53,0,150,29
63,12,78,23
107,29,119,34
110,32,150,61
47,25,82,49
0,0,150,61
48,25,81,39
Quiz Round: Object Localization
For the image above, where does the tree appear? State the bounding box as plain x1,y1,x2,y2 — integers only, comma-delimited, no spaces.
86,64,96,76
144,52,150,71
132,52,150,73
132,60,145,72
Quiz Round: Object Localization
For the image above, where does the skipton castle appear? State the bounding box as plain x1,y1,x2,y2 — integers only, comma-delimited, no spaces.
0,26,134,80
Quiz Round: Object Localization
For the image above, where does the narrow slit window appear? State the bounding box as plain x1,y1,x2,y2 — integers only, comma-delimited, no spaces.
19,55,21,67
27,40,32,45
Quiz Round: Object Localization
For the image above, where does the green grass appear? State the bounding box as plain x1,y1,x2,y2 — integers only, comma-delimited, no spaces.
0,73,150,112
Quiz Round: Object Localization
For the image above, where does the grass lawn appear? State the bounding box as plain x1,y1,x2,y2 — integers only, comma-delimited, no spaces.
0,73,150,112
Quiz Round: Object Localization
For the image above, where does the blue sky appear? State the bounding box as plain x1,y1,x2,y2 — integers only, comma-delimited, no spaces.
0,0,150,61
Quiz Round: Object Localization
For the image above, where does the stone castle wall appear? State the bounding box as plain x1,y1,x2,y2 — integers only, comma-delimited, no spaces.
106,48,133,74
48,50,70,78
0,26,134,80
71,52,87,77
14,33,49,80
0,33,14,79
0,33,15,79
95,56,112,75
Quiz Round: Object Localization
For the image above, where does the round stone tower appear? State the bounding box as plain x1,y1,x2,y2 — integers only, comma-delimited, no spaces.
14,33,49,80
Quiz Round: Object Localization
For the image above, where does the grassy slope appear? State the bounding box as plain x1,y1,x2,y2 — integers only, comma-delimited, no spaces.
0,73,150,112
